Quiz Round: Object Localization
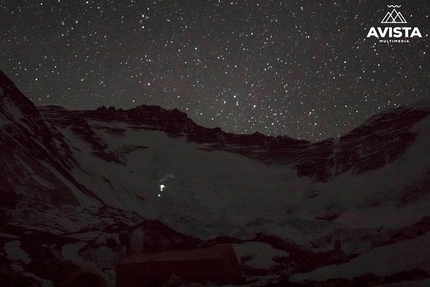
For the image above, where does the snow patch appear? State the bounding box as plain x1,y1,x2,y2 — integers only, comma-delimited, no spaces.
233,242,288,269
374,279,430,287
30,174,55,189
2,97,26,122
291,232,430,282
4,240,30,264
61,242,93,267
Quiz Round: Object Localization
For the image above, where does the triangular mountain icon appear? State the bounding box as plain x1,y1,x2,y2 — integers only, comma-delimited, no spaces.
381,8,407,24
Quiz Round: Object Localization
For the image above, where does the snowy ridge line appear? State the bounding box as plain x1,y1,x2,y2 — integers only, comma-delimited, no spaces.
2,68,430,286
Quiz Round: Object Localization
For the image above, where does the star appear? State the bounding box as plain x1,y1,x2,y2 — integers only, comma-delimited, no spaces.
1,0,429,141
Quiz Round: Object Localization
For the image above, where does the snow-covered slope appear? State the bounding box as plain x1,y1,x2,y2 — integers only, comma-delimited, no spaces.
0,70,106,209
1,68,430,286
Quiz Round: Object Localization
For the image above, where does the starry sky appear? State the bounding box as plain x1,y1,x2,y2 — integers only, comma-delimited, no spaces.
1,0,429,141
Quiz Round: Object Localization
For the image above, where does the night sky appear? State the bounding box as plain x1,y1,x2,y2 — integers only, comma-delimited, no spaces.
1,0,429,141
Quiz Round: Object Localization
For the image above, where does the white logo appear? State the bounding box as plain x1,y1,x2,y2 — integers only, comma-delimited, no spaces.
381,5,407,24
366,4,423,43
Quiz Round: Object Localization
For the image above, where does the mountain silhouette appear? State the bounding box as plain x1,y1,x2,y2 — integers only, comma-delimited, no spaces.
1,69,430,286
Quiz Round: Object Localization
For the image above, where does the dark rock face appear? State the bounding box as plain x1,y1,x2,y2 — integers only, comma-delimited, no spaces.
334,107,429,175
38,100,430,184
0,70,83,205
38,106,120,163
293,106,430,182
2,68,429,201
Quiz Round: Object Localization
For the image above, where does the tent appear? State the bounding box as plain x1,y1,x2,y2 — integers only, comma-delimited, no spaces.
116,244,241,287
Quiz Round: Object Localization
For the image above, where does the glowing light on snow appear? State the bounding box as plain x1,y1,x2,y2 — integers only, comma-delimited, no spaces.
158,194,161,197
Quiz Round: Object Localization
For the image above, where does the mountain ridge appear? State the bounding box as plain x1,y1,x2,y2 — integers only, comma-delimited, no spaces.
2,68,430,286
36,100,430,182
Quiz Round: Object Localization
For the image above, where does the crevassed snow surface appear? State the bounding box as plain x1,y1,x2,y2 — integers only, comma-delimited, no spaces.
56,115,430,245
9,106,430,286
71,121,310,240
